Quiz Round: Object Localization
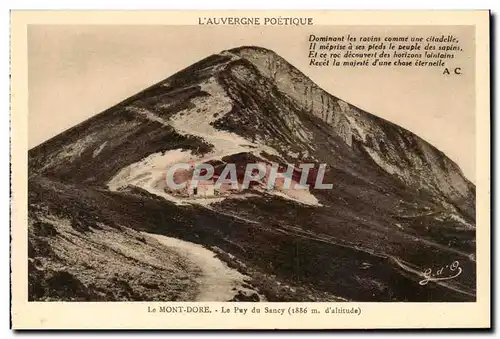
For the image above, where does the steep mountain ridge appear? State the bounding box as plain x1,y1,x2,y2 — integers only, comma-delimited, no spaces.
227,46,475,219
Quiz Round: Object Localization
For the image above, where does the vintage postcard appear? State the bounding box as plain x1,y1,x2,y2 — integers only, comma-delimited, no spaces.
10,10,490,329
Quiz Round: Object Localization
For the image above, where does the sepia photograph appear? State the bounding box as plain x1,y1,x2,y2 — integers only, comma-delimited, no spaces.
11,10,490,329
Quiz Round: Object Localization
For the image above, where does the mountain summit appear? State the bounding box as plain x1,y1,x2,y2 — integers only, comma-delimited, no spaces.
28,46,476,302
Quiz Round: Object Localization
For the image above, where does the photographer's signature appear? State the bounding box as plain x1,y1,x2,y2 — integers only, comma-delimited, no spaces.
419,260,462,285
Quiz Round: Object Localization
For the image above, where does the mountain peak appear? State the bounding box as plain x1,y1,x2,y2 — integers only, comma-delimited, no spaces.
30,45,475,219
227,45,277,55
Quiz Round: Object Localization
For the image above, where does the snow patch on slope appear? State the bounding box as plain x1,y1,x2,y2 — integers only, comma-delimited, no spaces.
448,214,474,229
92,141,108,158
169,76,282,160
125,106,170,126
53,133,98,163
364,146,411,183
345,115,367,142
170,78,253,153
266,189,321,207
107,149,195,205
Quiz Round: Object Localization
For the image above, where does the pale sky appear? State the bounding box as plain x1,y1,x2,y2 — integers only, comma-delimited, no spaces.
28,25,475,181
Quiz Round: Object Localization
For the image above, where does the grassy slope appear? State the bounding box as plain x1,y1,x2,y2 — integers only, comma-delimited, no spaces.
29,177,475,301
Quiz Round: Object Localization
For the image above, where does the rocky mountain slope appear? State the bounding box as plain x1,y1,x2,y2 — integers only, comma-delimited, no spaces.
28,46,476,302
